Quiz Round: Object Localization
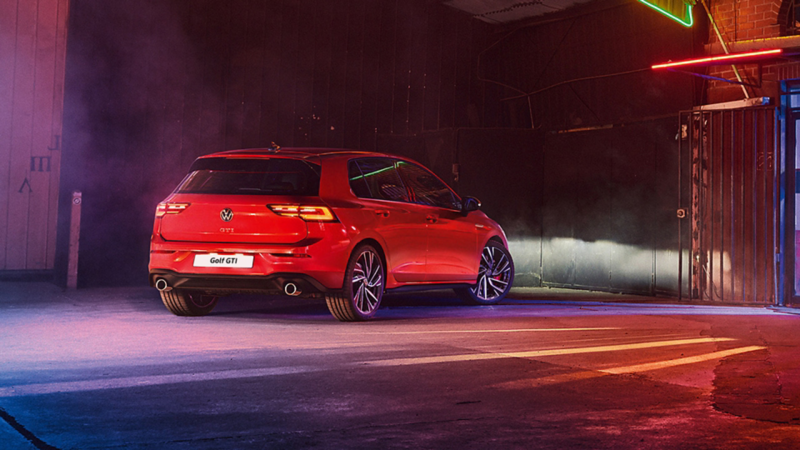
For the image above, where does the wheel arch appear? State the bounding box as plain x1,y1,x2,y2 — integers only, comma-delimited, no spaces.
351,238,387,268
485,234,509,249
347,238,391,290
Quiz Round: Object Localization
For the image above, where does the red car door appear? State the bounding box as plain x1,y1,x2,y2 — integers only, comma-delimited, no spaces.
348,158,429,283
396,161,478,282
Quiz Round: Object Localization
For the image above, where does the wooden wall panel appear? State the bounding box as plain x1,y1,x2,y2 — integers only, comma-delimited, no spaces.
28,0,60,269
0,0,16,271
0,0,69,272
7,0,36,270
45,0,68,267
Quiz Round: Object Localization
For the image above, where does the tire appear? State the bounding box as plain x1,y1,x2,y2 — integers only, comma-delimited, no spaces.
326,244,385,321
456,240,514,305
160,289,219,316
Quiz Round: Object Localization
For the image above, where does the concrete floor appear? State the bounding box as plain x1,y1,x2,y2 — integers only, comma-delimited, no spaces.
2,282,800,449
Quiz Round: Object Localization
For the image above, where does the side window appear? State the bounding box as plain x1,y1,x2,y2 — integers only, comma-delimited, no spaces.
348,160,371,198
350,158,409,202
397,161,461,210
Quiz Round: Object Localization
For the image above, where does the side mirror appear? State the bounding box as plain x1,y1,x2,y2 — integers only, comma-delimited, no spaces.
461,196,481,215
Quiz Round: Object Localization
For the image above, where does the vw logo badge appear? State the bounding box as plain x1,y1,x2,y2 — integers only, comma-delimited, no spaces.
220,208,234,222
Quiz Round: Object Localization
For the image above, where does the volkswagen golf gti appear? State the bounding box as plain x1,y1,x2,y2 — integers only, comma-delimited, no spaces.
148,147,514,321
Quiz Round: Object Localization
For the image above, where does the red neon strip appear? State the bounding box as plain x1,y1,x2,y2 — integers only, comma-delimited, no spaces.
652,48,782,70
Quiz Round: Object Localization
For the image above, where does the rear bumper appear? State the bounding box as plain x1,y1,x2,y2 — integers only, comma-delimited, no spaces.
148,232,351,294
149,270,330,297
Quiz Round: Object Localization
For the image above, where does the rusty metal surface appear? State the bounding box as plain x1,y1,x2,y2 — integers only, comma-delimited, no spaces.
679,107,779,304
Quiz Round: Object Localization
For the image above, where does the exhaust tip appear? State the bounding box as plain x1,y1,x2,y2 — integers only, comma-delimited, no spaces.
155,278,171,292
284,282,301,296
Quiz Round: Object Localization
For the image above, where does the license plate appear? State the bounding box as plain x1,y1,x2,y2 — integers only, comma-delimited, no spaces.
193,253,254,268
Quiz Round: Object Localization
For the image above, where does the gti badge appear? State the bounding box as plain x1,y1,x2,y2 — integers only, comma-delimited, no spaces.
220,208,234,222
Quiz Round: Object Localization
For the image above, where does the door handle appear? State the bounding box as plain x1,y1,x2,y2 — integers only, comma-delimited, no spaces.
426,215,438,223
375,210,390,218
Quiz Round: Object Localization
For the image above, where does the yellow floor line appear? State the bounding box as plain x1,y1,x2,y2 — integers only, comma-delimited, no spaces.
356,327,619,335
495,345,766,389
363,337,735,367
599,345,767,374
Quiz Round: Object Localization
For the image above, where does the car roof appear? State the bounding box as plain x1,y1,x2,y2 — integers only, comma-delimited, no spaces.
199,147,396,160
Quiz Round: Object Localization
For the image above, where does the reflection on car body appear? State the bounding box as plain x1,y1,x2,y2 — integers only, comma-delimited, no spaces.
149,147,514,321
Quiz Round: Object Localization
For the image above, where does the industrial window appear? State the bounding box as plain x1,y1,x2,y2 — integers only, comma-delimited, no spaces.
783,0,800,35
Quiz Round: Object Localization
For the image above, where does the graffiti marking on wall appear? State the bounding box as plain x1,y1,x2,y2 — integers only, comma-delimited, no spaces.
17,178,32,193
31,156,52,172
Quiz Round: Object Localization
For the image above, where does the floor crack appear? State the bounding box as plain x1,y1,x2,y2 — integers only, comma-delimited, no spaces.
0,406,60,450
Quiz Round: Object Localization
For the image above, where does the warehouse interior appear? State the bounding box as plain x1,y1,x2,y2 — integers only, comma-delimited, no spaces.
3,0,798,305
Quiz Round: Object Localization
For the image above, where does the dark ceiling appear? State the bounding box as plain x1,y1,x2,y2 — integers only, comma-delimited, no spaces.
444,0,598,24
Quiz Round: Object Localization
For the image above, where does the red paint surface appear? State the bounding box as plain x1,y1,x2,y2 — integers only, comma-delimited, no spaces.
149,148,507,291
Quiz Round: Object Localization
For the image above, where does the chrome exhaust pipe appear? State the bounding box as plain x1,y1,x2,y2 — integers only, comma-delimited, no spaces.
284,282,301,296
155,278,172,292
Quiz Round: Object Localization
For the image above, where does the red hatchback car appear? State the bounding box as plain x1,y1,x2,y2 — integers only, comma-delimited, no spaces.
148,147,514,321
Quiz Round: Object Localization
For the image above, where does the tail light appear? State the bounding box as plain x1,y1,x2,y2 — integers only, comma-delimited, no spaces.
268,204,337,222
155,202,190,217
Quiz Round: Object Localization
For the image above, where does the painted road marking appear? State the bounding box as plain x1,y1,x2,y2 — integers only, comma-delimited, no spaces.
0,366,322,398
0,337,748,398
495,345,767,389
362,337,735,367
599,345,767,374
354,327,619,335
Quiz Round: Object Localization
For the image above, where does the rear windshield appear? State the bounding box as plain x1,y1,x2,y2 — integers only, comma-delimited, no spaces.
176,157,321,196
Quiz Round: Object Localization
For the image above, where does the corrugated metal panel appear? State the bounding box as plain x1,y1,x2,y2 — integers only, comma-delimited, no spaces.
0,0,70,272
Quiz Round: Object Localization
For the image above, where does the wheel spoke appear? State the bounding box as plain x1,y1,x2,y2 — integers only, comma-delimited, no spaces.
489,277,509,287
367,260,381,287
353,282,363,310
353,263,366,282
362,286,371,312
487,278,504,297
493,264,509,278
367,272,382,288
364,286,379,308
351,249,383,315
470,244,512,301
481,249,493,269
364,252,372,276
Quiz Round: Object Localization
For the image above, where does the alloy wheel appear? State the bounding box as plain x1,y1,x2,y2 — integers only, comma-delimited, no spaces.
351,249,383,315
471,244,512,301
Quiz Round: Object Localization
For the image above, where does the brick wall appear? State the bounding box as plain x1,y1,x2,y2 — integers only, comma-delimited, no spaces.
707,0,781,42
706,0,788,103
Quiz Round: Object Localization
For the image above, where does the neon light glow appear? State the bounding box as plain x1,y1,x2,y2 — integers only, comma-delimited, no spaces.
652,49,783,70
637,0,693,27
349,165,395,181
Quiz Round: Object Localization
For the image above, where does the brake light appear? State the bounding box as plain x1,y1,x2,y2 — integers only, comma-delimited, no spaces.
268,204,336,221
156,202,190,217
